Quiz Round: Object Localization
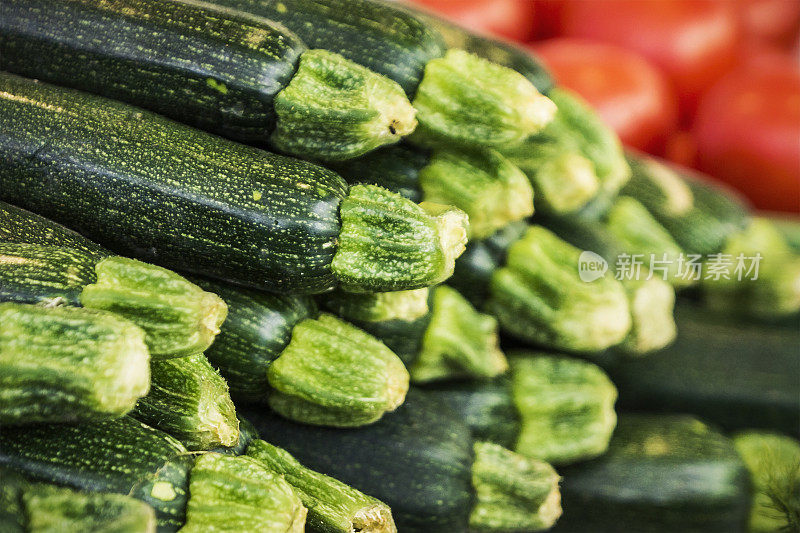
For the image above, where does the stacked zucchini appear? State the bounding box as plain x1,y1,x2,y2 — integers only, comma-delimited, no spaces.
0,0,797,531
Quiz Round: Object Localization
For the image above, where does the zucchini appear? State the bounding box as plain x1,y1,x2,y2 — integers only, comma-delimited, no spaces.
212,417,260,456
771,215,800,253
195,279,411,427
0,0,417,161
0,202,227,359
180,453,306,533
322,287,431,365
410,5,554,94
701,218,800,320
0,241,227,359
604,300,800,436
247,439,397,533
554,414,751,533
243,390,561,532
0,303,150,425
332,144,534,239
420,378,520,449
0,417,193,531
604,196,694,287
541,212,678,354
209,0,556,149
623,151,694,217
0,74,467,294
509,353,617,465
0,470,157,533
503,88,630,215
131,354,239,451
653,168,751,255
324,285,508,383
733,431,800,532
486,225,632,352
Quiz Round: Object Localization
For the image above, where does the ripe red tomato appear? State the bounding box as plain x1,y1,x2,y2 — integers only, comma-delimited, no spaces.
738,0,800,49
693,55,800,212
559,0,739,120
533,39,678,153
408,0,537,42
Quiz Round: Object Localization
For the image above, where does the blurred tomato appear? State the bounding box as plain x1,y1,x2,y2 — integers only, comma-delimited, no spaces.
533,39,678,153
559,0,739,120
693,55,800,212
409,0,537,42
738,0,800,49
532,0,566,39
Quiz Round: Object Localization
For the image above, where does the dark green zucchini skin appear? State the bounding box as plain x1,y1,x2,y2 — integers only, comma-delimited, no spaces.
243,389,474,532
603,301,800,437
420,378,520,449
330,144,429,203
0,202,106,259
210,0,446,96
0,72,347,293
0,0,305,144
193,278,317,401
412,7,554,94
449,221,528,307
554,414,750,533
0,417,193,532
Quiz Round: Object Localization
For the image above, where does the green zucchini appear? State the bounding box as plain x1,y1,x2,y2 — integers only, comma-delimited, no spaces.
181,453,306,533
0,302,150,425
0,0,417,161
0,202,227,359
131,354,239,451
554,414,751,533
410,5,554,94
323,285,508,383
503,88,630,215
211,417,260,456
247,440,397,533
420,378,520,449
733,431,800,532
652,168,751,255
623,151,694,217
243,390,561,533
195,279,411,427
701,217,800,320
322,287,431,365
0,74,467,294
604,300,800,436
210,0,556,149
771,215,800,253
1,469,157,533
0,417,193,531
541,213,678,354
487,225,632,352
332,144,534,239
509,353,617,465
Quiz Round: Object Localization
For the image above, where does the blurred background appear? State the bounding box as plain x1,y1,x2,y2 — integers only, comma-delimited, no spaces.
405,0,800,213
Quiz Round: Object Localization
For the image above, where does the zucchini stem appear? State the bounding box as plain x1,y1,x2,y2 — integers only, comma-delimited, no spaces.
247,439,397,533
332,184,467,293
469,441,562,532
272,49,416,161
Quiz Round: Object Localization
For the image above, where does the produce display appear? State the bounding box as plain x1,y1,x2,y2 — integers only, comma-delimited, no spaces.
0,0,798,531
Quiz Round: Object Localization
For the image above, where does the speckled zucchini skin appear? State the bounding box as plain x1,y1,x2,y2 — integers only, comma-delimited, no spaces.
0,417,193,532
0,73,346,293
0,0,304,144
210,0,447,96
0,202,106,259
